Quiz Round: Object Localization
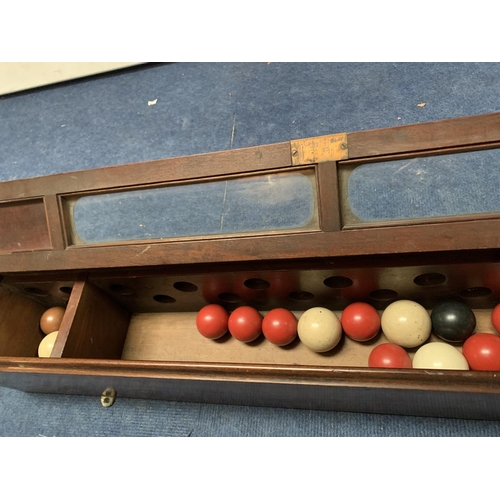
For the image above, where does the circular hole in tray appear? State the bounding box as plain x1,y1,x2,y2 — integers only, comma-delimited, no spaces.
323,276,353,288
173,281,198,292
369,289,398,301
244,278,270,290
153,294,176,303
59,286,73,294
289,291,315,301
414,273,446,286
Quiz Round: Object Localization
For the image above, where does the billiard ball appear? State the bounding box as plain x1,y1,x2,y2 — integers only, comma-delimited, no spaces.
430,300,476,343
491,304,500,334
412,342,469,370
38,331,59,357
262,308,298,346
228,306,262,342
462,333,500,371
196,304,229,339
40,306,65,335
341,302,381,342
368,343,412,369
297,307,342,352
380,300,431,348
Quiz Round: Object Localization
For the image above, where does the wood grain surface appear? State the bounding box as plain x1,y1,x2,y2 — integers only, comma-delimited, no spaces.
121,309,496,366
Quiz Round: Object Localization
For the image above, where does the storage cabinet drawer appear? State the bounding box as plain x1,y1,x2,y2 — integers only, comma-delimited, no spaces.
2,112,500,420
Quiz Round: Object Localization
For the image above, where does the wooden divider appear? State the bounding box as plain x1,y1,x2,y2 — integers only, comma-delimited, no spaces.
53,278,131,359
0,286,47,357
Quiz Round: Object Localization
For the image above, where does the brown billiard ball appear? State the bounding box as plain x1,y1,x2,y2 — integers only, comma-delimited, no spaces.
40,307,65,335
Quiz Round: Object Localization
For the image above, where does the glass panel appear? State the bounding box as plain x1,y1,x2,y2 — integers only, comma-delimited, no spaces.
347,149,500,222
70,171,317,244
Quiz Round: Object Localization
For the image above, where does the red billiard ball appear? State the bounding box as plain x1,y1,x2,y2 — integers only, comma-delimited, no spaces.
262,308,298,346
462,333,500,371
228,306,262,342
492,304,500,334
196,304,229,339
368,343,412,369
341,302,381,342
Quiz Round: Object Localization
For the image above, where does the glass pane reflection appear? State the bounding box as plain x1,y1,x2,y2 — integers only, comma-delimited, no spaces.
71,172,317,244
348,149,500,222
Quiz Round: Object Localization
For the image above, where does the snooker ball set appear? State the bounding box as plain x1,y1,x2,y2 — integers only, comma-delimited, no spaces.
196,301,500,372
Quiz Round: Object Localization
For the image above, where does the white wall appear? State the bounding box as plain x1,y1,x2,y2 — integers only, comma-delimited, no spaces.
0,62,143,95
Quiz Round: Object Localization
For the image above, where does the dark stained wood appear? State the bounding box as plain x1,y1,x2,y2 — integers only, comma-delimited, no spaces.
0,199,51,254
53,278,131,359
0,287,46,356
340,140,500,166
0,275,76,309
316,161,342,231
2,112,500,419
44,195,66,250
0,358,499,419
347,112,500,159
82,260,500,313
2,216,500,273
0,142,292,201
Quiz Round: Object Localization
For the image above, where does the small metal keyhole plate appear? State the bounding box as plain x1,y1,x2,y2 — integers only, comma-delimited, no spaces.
101,387,116,407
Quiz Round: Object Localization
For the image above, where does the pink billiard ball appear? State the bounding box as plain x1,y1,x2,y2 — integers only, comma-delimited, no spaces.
341,302,381,342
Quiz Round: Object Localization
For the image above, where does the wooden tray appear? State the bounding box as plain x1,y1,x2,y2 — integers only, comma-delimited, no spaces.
1,112,500,420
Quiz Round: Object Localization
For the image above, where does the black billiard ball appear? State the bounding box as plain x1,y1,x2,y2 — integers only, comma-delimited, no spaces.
430,300,476,343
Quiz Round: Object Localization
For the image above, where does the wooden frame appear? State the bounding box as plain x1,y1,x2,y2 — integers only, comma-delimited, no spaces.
2,112,500,420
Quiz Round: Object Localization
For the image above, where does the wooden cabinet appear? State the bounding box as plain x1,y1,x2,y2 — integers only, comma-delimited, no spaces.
1,112,500,419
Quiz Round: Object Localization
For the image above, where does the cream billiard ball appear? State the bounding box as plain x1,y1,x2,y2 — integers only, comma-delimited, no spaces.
297,307,342,352
413,342,469,370
381,300,431,348
38,331,59,357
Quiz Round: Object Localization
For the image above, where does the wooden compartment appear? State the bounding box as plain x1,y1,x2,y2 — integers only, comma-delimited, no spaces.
87,261,500,368
0,275,76,357
2,112,500,420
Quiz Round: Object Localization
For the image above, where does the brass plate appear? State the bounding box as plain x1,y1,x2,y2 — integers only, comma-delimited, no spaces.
291,133,348,165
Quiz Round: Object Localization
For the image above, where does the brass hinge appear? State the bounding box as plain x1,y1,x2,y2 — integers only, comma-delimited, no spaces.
291,133,348,165
101,387,116,407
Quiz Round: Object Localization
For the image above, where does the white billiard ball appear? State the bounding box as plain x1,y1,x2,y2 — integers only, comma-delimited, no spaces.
38,331,59,357
413,342,469,370
381,300,431,348
297,307,342,352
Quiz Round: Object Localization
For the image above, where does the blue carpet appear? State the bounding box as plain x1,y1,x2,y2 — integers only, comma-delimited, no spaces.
1,62,500,435
1,62,499,181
